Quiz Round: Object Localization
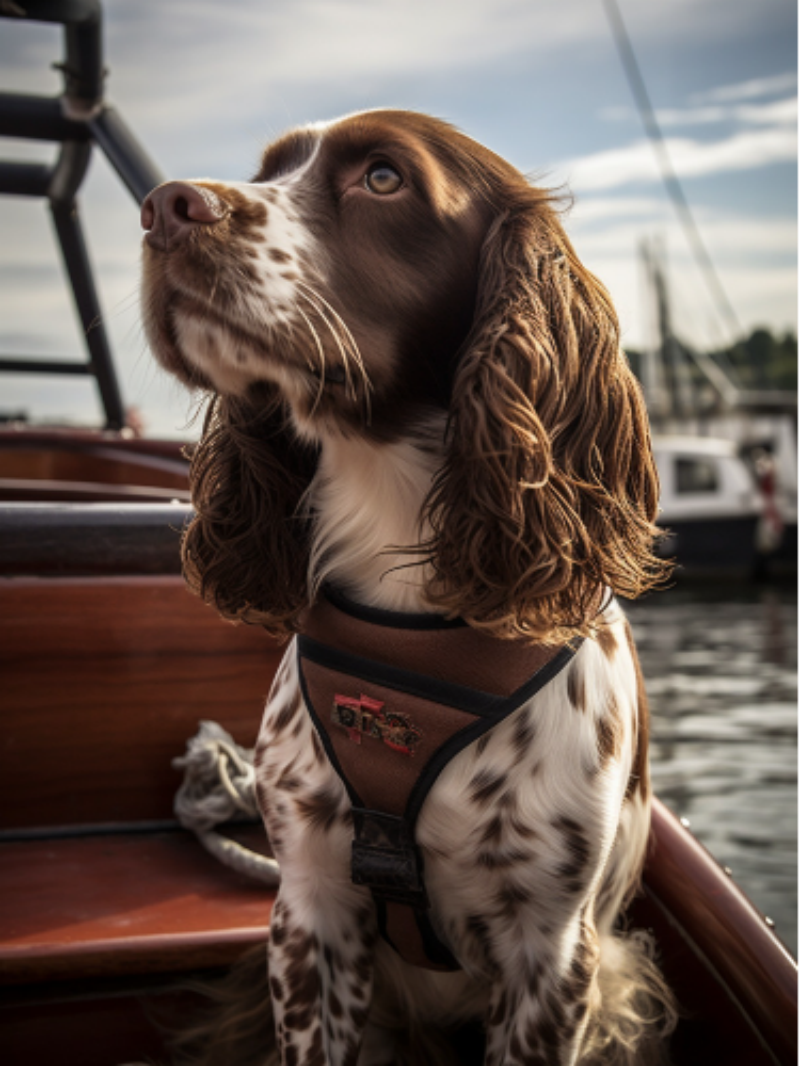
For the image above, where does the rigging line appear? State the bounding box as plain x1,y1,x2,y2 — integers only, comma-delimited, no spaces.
600,0,743,351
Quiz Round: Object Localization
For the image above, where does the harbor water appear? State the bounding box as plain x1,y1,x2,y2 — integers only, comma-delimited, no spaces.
625,582,797,955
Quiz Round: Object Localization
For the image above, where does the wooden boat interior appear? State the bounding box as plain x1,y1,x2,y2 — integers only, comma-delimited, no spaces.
0,466,796,1065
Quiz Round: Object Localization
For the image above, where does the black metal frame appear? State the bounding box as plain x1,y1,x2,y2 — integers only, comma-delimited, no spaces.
0,0,165,429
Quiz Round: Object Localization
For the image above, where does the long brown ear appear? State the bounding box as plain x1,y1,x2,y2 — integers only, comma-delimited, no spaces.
182,389,318,639
423,203,670,643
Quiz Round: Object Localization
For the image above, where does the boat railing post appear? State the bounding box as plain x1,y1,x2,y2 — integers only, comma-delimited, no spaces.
0,0,166,428
50,198,126,430
89,106,165,205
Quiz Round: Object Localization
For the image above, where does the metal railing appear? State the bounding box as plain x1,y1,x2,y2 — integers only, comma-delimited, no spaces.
0,0,165,429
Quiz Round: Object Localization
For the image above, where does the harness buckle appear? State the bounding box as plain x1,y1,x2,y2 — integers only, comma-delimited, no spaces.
351,808,429,909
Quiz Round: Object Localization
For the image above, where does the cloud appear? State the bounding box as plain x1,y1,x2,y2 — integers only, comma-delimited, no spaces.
569,200,796,261
691,71,798,104
2,1,792,136
556,125,797,192
601,95,797,129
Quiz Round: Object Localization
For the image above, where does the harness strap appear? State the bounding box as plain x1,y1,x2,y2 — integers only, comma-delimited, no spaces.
297,590,581,971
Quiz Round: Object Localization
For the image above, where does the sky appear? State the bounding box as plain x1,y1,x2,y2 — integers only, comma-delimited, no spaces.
1,0,796,436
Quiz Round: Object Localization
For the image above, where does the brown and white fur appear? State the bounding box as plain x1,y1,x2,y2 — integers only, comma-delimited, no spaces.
141,109,675,1066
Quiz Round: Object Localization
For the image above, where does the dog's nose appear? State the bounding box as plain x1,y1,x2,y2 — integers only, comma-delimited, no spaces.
141,181,226,251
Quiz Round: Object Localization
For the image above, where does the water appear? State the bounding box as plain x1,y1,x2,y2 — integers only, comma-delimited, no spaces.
625,584,797,956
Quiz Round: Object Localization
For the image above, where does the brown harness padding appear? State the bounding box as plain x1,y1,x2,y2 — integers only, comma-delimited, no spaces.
297,587,580,970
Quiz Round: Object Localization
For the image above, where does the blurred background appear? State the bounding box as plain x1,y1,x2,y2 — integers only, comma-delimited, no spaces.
1,0,796,950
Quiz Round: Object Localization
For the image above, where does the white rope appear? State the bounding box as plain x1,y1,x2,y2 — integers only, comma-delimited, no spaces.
172,721,281,887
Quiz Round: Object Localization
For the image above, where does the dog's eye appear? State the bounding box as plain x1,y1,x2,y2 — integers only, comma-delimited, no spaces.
364,164,403,195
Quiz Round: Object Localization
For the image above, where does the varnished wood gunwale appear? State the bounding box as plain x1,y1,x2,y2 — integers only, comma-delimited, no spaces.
0,429,191,503
638,798,797,1066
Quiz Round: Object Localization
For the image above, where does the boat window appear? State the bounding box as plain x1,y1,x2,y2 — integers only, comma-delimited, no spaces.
676,457,720,494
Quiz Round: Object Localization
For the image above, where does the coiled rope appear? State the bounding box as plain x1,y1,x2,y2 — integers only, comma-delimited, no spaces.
172,720,280,886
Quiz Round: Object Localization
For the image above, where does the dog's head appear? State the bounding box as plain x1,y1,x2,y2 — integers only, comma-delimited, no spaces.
141,109,666,640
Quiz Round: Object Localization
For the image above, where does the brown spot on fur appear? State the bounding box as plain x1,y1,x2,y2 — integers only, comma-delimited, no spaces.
511,710,535,754
277,763,302,791
567,666,586,712
269,247,292,263
495,881,531,913
597,696,623,762
595,624,618,659
274,689,303,733
470,769,507,804
510,816,536,839
480,815,504,843
554,815,591,889
476,733,491,755
328,988,343,1018
270,919,287,947
202,181,268,233
270,976,284,1001
296,786,342,832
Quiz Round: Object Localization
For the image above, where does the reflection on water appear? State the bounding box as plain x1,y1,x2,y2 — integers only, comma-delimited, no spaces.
625,584,797,955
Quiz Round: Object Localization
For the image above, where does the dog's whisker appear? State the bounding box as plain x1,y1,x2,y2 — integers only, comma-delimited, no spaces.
295,292,359,410
294,303,327,416
296,289,353,389
295,281,369,382
294,283,370,391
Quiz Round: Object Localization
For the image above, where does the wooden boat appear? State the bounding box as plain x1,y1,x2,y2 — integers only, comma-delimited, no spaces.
0,4,795,1063
0,469,796,1066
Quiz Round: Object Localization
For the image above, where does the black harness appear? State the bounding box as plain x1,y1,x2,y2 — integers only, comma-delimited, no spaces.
297,587,580,970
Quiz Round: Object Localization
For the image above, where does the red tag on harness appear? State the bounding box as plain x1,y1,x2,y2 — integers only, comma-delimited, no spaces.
332,694,421,756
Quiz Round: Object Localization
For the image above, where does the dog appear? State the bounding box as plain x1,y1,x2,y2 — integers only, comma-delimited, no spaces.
141,109,675,1066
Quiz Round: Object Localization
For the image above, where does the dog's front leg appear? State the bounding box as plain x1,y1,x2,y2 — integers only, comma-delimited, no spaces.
256,649,380,1065
268,885,378,1066
482,912,600,1066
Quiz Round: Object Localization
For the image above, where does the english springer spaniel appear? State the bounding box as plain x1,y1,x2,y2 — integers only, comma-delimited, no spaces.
141,109,674,1066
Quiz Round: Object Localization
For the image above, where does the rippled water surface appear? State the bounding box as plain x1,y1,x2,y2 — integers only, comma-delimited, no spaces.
625,584,797,955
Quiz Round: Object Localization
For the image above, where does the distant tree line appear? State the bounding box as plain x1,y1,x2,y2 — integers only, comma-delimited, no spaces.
626,327,797,393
